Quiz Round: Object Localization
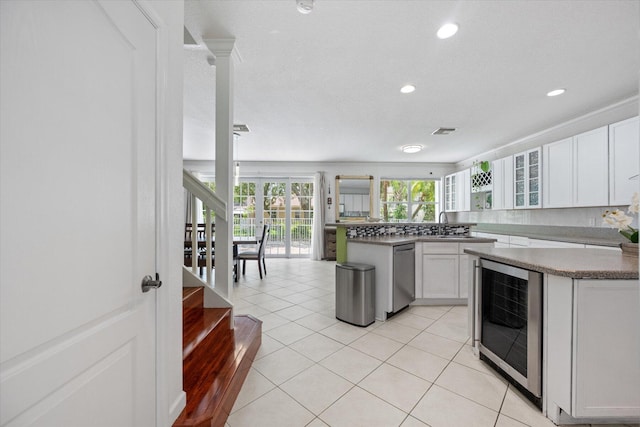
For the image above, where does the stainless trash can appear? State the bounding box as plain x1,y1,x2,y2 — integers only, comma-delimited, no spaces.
335,263,375,327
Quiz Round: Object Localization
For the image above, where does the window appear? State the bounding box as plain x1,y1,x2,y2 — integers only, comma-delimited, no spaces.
379,179,439,222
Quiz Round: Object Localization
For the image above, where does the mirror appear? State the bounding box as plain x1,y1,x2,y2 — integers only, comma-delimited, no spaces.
335,175,374,222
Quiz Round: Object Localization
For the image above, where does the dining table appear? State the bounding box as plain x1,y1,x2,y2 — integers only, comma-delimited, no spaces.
184,237,258,282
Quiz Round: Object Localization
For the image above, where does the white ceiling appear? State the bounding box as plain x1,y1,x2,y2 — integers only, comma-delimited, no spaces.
183,0,639,164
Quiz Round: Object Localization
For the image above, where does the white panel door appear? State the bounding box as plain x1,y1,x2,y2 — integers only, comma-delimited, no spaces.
1,2,158,426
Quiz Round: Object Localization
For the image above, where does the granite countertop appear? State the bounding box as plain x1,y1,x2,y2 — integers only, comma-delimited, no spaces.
463,247,639,279
348,236,496,246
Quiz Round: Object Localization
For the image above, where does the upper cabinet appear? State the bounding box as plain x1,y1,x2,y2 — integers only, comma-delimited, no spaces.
491,155,514,210
609,116,639,206
444,173,456,212
543,126,609,208
514,148,541,209
444,169,470,212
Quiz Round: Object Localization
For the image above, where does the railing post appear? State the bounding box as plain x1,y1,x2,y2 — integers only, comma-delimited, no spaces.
191,193,197,274
205,207,213,285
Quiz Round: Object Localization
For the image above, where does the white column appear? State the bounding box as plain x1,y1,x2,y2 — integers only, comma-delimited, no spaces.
204,38,237,299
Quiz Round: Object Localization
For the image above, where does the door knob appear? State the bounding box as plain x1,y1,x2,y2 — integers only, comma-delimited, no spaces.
141,274,162,293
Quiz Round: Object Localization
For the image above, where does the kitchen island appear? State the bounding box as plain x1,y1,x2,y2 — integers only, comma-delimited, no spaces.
346,234,495,321
464,247,639,425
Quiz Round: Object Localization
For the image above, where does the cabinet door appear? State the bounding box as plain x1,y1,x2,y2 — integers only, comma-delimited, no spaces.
527,148,541,208
574,126,608,207
422,254,459,298
457,169,471,212
543,137,573,208
573,280,640,418
609,116,639,206
491,159,504,210
514,153,527,208
444,174,456,212
514,149,541,208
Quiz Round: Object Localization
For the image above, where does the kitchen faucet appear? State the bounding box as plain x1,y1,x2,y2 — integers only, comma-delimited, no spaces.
438,211,448,236
438,210,448,225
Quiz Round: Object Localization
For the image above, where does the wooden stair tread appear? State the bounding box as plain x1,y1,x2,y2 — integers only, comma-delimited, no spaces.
174,314,262,427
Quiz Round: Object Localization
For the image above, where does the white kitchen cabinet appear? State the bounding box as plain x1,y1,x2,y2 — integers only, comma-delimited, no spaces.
545,275,640,422
422,254,459,298
609,116,639,206
444,169,470,212
574,126,609,206
514,148,541,209
444,173,456,212
456,169,471,212
542,137,573,208
473,232,509,247
491,155,514,210
420,242,492,300
543,126,608,208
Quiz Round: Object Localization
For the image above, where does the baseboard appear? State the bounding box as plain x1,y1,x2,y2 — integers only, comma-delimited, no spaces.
169,391,186,425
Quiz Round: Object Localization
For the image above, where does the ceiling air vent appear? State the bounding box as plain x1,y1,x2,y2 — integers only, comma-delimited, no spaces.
432,127,456,135
233,124,250,133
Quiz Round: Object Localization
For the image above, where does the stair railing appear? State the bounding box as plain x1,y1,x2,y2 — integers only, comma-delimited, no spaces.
183,169,227,286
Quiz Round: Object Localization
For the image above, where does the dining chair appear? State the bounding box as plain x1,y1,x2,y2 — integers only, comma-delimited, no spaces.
238,224,270,279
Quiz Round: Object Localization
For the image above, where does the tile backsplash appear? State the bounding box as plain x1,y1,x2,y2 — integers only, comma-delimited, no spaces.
345,224,470,238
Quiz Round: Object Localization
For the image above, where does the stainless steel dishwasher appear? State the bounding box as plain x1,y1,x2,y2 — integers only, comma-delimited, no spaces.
392,243,415,313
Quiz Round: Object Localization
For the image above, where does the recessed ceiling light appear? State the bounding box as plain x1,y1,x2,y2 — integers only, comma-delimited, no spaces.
437,23,458,39
296,0,313,14
400,84,416,94
402,145,423,154
547,88,566,97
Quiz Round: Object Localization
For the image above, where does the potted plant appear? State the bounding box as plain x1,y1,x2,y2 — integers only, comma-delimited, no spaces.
602,192,639,255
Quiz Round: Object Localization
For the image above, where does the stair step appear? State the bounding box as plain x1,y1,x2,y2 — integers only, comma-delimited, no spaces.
174,314,262,427
183,307,231,361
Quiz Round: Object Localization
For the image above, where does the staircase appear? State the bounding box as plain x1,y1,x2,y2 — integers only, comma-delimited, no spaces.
174,287,262,427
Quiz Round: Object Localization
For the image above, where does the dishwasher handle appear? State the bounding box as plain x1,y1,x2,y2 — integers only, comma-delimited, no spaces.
472,259,480,353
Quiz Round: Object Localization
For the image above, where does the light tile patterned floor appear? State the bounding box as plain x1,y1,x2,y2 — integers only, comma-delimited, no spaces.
225,259,637,427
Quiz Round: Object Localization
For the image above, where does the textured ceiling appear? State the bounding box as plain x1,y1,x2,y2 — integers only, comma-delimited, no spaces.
183,0,639,163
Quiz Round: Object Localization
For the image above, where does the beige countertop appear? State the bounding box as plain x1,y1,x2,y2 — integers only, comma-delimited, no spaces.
463,247,639,279
348,236,497,246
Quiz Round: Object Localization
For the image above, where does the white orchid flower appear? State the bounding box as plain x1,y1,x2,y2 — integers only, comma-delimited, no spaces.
629,192,639,214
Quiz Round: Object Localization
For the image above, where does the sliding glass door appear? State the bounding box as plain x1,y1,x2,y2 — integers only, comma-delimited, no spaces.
235,177,314,258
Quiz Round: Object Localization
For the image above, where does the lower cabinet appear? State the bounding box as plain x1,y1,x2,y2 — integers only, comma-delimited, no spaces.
545,275,640,421
418,242,492,300
422,254,459,298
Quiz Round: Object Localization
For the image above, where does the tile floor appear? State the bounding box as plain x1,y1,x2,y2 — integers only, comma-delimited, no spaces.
225,259,637,427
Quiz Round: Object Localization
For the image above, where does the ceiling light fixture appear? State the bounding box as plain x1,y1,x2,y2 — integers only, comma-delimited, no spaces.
402,145,423,154
400,84,416,94
296,0,314,14
547,88,566,97
437,23,459,39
